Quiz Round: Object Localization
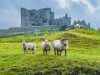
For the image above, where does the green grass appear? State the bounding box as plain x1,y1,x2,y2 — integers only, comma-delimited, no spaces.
0,29,100,75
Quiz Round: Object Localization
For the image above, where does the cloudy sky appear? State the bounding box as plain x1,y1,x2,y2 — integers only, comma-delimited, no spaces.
0,0,100,29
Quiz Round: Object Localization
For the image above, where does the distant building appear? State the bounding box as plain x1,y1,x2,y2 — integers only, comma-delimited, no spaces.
71,20,90,29
21,8,71,28
0,8,91,37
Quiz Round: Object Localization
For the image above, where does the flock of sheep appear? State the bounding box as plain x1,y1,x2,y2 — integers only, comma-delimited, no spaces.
22,38,68,56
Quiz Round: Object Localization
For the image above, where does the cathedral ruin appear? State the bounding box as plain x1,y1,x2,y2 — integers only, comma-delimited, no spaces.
21,8,71,27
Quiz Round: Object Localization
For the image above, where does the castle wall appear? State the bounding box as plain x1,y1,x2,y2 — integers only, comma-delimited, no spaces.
21,8,55,27
21,8,71,27
0,25,63,37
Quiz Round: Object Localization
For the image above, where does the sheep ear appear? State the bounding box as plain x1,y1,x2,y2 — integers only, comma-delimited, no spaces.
60,39,63,42
42,39,45,41
63,38,67,40
48,40,50,41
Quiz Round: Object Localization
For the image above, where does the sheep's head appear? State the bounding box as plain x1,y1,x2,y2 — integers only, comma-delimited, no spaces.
60,38,67,46
45,44,51,50
43,40,51,50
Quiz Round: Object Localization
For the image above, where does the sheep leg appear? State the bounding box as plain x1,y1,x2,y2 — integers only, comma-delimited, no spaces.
48,50,50,54
32,48,35,54
60,50,62,56
43,50,45,54
47,50,49,55
24,49,26,53
46,51,47,55
24,48,28,53
26,47,28,52
54,48,56,55
23,48,25,52
57,50,59,55
65,49,67,56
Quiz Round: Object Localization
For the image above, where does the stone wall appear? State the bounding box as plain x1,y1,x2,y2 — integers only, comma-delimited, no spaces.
0,25,63,37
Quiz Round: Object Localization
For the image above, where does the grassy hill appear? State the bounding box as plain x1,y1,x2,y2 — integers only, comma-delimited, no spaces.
0,29,100,75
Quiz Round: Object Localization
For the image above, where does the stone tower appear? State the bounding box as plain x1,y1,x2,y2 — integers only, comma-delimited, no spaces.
21,8,32,28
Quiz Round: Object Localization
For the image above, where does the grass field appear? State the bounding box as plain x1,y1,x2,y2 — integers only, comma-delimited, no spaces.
0,29,100,75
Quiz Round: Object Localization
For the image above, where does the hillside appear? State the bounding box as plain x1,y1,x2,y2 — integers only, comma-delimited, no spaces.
0,29,100,75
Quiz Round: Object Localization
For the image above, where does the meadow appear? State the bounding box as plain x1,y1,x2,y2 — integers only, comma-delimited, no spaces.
0,29,100,75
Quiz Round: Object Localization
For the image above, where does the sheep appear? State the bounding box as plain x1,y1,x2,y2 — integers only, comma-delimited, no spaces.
22,40,36,54
53,38,68,56
41,40,51,54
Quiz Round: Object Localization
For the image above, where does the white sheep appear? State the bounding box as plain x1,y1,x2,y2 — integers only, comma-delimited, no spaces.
53,38,68,56
22,40,36,54
41,40,51,54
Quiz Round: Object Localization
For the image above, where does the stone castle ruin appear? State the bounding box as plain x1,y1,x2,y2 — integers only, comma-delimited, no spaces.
21,8,71,27
0,8,90,37
0,8,71,37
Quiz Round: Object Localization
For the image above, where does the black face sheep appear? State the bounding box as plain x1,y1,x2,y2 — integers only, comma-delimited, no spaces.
41,40,51,54
22,40,36,54
53,38,68,56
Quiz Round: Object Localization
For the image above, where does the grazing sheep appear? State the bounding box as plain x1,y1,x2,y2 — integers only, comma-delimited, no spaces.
53,38,68,56
22,40,36,54
41,40,51,54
